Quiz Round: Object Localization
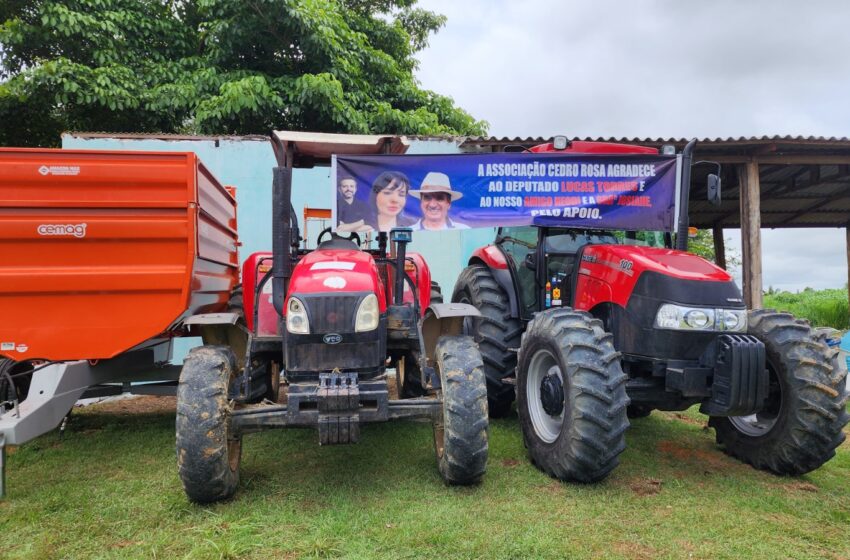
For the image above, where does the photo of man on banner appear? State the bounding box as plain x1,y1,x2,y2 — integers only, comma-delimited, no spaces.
410,172,469,231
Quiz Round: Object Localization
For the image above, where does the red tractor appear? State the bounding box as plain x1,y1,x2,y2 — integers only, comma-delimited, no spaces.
175,132,489,503
453,137,849,482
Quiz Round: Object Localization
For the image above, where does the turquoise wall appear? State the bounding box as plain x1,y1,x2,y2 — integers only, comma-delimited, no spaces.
62,134,496,360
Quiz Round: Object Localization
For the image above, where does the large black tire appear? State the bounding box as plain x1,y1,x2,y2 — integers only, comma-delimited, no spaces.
399,282,444,398
709,310,849,475
176,345,243,503
433,335,489,485
516,308,629,482
227,284,244,318
0,358,34,409
452,264,523,417
430,280,443,304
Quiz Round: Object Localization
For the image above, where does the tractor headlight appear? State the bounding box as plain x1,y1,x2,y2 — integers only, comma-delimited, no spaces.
286,297,310,334
355,293,380,332
654,304,747,332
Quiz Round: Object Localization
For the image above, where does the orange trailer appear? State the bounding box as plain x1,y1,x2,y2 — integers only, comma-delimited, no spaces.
0,148,239,361
0,148,242,496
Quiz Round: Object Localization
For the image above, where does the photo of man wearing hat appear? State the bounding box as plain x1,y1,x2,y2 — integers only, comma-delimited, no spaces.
410,172,469,231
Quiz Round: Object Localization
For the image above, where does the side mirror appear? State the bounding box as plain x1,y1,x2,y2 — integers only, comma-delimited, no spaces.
523,252,536,271
707,173,721,206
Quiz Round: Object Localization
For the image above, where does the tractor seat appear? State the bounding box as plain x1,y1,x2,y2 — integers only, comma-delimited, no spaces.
317,235,360,250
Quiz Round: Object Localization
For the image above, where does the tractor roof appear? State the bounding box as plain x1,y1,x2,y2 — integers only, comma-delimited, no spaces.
271,130,410,168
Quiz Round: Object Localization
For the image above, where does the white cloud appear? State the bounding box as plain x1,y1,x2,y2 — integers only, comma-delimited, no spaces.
415,0,850,291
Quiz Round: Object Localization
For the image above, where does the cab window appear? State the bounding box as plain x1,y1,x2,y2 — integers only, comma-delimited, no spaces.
498,226,539,314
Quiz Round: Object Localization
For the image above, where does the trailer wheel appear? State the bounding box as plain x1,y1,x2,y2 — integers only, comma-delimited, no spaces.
709,310,849,475
0,359,34,409
432,335,489,485
517,308,629,482
452,264,523,417
176,345,243,503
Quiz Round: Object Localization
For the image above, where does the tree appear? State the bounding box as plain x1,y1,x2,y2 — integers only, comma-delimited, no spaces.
0,0,488,147
687,229,741,271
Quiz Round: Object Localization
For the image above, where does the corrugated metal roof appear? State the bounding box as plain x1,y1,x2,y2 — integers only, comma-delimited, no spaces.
460,134,850,145
65,131,850,228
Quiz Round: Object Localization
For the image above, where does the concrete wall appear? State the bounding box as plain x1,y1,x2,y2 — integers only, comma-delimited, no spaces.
62,134,496,360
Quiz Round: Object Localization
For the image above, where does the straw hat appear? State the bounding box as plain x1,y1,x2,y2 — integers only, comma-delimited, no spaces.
410,172,463,201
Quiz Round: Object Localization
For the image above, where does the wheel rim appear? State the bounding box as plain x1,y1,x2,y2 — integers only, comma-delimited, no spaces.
526,349,564,443
728,359,782,437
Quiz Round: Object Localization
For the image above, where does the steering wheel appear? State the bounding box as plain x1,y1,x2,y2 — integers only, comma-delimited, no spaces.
317,227,361,247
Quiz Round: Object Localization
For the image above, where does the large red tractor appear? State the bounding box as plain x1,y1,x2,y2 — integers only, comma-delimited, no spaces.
454,137,849,482
175,132,489,503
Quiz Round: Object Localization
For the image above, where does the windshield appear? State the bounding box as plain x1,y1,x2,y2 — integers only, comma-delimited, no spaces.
544,230,618,252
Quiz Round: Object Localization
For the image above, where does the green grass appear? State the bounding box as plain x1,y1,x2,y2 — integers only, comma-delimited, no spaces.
2,403,850,559
764,288,849,330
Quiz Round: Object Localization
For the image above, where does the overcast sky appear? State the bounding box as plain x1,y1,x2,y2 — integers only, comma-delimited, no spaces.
414,0,850,291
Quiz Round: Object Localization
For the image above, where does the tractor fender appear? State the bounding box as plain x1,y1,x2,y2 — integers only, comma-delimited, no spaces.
183,313,248,366
420,303,480,364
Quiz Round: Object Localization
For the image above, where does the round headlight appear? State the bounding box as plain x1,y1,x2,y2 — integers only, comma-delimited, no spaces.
720,310,740,331
684,309,711,329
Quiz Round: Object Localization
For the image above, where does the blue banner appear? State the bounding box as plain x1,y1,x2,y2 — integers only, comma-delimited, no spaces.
332,153,679,233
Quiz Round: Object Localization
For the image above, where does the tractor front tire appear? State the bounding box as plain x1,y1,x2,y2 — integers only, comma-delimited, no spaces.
709,310,849,475
517,308,630,482
433,335,489,485
452,264,523,417
176,345,243,503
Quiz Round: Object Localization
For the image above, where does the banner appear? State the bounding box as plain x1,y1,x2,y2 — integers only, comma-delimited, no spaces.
332,153,679,233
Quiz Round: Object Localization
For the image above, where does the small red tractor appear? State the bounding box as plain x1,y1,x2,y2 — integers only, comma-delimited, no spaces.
454,137,849,481
175,132,489,503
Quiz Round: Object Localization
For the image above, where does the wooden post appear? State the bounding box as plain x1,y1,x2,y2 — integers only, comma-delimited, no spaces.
846,227,850,311
712,225,727,270
738,162,763,309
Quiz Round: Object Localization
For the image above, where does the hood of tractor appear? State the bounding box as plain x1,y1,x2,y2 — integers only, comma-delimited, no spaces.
287,247,387,311
575,244,741,311
582,244,732,283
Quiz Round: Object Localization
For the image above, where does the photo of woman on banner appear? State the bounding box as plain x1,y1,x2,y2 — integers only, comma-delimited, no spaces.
410,172,469,231
366,170,416,232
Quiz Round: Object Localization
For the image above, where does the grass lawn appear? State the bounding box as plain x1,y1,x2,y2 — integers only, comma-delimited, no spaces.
2,398,849,560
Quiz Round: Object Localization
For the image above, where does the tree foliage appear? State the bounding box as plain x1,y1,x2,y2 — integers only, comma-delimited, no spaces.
687,229,741,270
0,0,487,146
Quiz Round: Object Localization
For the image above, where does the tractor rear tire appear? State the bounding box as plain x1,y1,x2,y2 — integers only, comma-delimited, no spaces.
430,281,443,304
452,264,523,418
709,310,849,475
399,282,444,398
433,335,489,485
176,345,243,503
227,284,244,318
516,308,629,482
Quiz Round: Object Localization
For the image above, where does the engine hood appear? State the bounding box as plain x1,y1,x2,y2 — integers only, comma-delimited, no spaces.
581,244,733,282
287,248,386,311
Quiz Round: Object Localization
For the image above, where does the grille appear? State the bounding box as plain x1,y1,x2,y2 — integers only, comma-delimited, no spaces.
303,295,361,333
288,341,383,372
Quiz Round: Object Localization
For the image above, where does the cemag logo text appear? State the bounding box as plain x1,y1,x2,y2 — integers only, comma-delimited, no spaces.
37,223,88,238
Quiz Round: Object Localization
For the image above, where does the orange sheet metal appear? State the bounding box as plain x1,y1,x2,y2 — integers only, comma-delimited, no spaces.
0,148,238,361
